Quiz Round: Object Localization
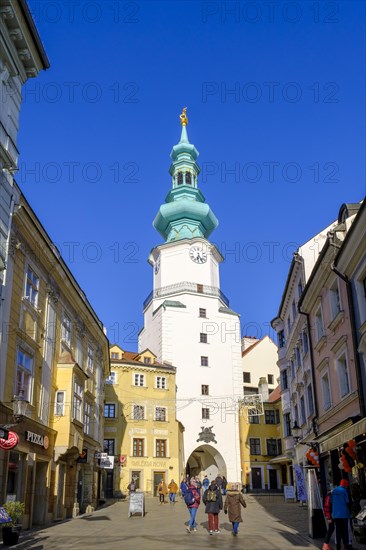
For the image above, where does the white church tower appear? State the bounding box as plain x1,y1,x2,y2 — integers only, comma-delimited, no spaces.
139,108,243,482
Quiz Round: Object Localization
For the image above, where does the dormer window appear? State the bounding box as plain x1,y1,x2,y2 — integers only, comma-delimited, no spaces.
185,172,192,185
143,357,151,364
177,172,183,185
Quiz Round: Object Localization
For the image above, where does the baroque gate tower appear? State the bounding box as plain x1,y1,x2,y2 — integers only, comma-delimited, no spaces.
139,109,243,481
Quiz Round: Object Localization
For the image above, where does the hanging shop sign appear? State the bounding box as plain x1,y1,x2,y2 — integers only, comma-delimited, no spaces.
119,455,127,466
0,431,19,451
25,430,49,449
100,455,114,469
77,449,88,463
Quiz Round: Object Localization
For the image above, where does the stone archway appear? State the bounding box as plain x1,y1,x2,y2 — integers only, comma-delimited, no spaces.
186,445,226,481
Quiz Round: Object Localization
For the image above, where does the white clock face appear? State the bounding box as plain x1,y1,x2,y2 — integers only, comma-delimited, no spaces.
189,245,207,264
154,256,160,274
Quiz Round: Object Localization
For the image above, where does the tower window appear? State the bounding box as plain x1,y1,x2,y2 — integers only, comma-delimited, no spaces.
200,333,207,343
199,308,207,318
177,172,183,185
201,356,209,366
185,172,192,185
202,407,210,420
201,384,209,395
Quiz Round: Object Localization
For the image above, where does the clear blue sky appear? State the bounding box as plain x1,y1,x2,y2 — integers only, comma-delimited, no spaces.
19,0,365,349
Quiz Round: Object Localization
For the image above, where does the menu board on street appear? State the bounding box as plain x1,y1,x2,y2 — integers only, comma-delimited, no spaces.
128,492,145,518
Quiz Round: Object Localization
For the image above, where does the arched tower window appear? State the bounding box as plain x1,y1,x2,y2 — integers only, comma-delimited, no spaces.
185,172,192,185
177,172,183,185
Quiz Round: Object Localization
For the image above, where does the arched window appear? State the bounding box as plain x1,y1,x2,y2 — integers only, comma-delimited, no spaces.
177,172,183,185
185,172,192,185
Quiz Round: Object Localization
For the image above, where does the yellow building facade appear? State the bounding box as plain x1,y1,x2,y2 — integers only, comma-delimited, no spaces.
104,345,183,496
0,189,109,526
240,385,290,491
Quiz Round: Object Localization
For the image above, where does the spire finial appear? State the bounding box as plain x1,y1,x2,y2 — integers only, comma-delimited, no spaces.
179,107,188,126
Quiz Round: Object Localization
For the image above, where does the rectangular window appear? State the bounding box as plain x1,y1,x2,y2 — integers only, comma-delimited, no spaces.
103,439,115,455
61,313,72,348
156,376,166,389
292,300,297,321
300,395,306,425
275,409,280,424
302,331,309,355
307,384,314,416
84,401,92,435
111,352,119,359
249,415,259,424
155,439,166,458
134,374,145,387
87,345,94,372
73,380,83,422
200,333,207,343
201,356,209,366
281,369,288,390
104,403,116,418
268,374,274,385
278,330,285,348
197,284,204,293
133,438,144,457
329,281,341,319
277,439,282,455
321,372,331,410
16,349,33,401
266,438,278,456
265,410,276,424
337,352,350,398
55,391,65,416
202,407,210,420
143,357,151,364
199,308,207,318
284,413,291,437
315,306,325,341
201,384,209,395
75,337,83,367
155,407,166,421
133,405,145,420
249,438,261,455
106,371,117,385
25,265,39,307
243,372,251,383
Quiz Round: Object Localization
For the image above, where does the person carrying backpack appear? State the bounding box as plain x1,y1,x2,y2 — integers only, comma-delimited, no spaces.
185,478,201,533
203,480,223,534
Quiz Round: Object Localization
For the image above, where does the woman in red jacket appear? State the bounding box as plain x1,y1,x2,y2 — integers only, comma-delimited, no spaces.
322,486,334,550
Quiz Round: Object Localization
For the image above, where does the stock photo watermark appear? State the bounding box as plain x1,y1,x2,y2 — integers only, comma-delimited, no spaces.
18,161,139,184
29,1,140,24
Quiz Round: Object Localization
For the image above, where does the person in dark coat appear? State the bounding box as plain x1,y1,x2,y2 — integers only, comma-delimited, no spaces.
224,482,247,536
203,480,223,534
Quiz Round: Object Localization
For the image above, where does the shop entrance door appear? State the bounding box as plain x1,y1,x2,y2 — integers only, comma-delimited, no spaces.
153,471,165,497
33,461,48,525
269,469,278,490
251,467,262,489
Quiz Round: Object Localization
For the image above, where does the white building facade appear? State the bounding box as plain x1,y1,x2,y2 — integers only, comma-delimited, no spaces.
139,111,243,482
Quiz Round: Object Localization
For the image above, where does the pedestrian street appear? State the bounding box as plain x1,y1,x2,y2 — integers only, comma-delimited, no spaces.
8,494,329,550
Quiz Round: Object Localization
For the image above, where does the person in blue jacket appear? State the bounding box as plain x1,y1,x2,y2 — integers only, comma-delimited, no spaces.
331,479,352,550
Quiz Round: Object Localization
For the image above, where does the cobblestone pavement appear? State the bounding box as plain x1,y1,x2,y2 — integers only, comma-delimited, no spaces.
2,494,365,550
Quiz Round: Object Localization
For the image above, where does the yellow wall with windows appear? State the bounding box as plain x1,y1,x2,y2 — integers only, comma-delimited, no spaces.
104,345,182,495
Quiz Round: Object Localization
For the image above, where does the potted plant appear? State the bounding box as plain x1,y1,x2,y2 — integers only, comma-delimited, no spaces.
1,501,25,546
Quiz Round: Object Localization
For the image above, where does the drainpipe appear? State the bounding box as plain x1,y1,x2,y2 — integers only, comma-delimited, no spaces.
331,262,366,418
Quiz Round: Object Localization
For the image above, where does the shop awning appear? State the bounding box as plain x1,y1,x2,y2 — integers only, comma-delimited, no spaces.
319,417,366,453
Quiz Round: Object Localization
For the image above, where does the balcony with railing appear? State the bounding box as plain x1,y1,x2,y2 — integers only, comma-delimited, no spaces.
143,281,229,309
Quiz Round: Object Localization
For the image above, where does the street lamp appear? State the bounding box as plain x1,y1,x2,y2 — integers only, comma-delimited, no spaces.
292,421,301,443
12,390,29,423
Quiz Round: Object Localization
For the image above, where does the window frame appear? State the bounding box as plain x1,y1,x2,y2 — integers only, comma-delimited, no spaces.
321,371,331,411
199,308,207,318
336,348,351,398
61,311,72,349
202,407,210,420
103,438,115,456
243,372,251,383
132,404,145,420
249,438,261,455
200,356,209,367
72,379,83,422
24,264,39,308
15,348,34,402
201,384,209,395
132,438,144,457
55,390,65,416
133,373,145,387
155,406,167,422
155,439,167,458
156,376,167,389
104,403,116,418
200,333,208,344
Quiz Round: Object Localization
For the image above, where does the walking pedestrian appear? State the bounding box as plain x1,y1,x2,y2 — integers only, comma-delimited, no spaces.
202,475,210,492
157,478,168,505
180,477,188,498
168,479,178,503
203,479,223,534
222,476,228,495
331,479,352,550
195,476,202,495
224,482,247,536
323,484,334,550
184,478,201,533
215,474,223,491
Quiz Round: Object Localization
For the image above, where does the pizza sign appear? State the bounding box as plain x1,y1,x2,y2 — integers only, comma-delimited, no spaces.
0,431,19,451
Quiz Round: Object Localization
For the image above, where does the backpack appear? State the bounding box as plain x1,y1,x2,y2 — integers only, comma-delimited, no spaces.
184,490,195,506
206,489,217,502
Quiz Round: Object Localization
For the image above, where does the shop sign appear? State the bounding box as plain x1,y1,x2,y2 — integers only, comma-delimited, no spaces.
0,431,18,451
95,452,108,459
25,430,49,449
119,455,127,466
100,455,114,469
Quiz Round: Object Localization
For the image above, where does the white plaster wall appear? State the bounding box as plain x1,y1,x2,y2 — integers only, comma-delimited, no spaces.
139,292,242,482
242,336,279,390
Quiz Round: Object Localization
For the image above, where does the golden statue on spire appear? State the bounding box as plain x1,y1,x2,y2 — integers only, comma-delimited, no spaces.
180,107,188,126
